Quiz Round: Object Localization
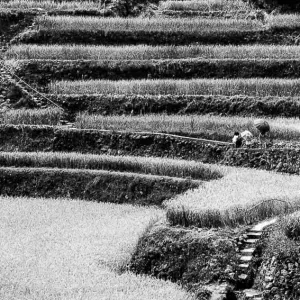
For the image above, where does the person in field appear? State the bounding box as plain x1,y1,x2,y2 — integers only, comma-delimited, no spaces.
232,130,254,148
254,119,270,147
232,132,243,148
241,130,253,146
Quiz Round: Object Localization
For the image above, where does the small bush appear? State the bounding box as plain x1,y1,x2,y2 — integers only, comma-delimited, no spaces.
107,0,159,17
281,212,300,240
246,0,300,12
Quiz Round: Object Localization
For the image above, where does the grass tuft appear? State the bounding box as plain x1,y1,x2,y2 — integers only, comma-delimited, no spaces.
281,211,300,241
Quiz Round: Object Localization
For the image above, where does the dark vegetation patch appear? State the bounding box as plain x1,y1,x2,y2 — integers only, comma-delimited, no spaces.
247,0,300,12
0,11,36,104
254,222,300,299
12,59,300,86
129,224,241,299
222,147,300,175
0,125,54,152
50,94,300,119
14,27,300,46
0,10,36,46
0,167,198,205
0,79,25,106
0,125,230,162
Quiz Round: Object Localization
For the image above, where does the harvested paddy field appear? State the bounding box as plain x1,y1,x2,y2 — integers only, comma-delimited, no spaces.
0,196,195,300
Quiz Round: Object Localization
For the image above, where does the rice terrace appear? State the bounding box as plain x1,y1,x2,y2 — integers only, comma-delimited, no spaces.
2,0,300,299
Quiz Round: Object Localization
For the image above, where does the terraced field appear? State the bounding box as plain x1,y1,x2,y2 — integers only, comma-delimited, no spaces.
1,0,300,299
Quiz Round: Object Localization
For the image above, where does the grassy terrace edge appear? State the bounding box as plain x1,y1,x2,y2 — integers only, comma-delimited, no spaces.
0,166,198,206
165,165,300,228
0,151,222,180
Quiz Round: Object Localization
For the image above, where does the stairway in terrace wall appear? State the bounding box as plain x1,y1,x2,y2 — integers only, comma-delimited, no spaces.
237,218,278,300
204,218,277,300
0,44,75,128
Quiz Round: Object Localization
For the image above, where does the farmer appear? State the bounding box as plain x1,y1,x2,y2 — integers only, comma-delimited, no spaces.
232,132,243,148
232,130,254,148
254,119,270,147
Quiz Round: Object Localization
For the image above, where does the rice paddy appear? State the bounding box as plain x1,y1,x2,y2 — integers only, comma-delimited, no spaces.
0,0,103,10
165,165,300,227
49,78,300,97
36,15,263,33
0,108,62,125
74,113,300,142
0,151,222,180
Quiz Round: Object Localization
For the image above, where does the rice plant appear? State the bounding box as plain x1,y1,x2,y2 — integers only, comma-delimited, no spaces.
0,0,103,10
49,78,300,97
0,108,62,125
8,44,300,60
268,14,300,30
0,152,223,180
36,15,262,32
74,113,300,142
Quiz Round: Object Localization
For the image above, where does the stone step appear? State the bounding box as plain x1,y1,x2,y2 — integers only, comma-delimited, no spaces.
247,232,262,238
251,218,277,232
245,239,259,244
240,256,252,262
240,248,255,255
238,274,248,281
238,263,249,269
244,289,262,299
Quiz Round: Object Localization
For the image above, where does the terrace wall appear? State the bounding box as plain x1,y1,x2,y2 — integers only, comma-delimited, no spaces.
1,125,300,175
50,94,300,118
13,60,300,86
14,27,300,46
0,167,197,205
222,148,300,174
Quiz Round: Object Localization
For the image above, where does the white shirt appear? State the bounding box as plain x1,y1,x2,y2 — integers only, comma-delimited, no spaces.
241,130,253,145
